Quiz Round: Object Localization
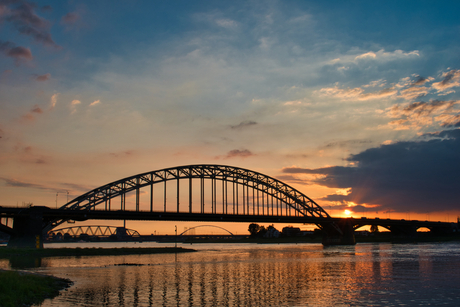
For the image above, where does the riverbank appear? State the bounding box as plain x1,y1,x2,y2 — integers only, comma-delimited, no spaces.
0,269,72,307
0,246,196,258
179,234,460,244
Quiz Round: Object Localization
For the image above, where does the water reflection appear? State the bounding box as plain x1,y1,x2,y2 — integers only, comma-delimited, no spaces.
8,256,42,268
11,243,460,306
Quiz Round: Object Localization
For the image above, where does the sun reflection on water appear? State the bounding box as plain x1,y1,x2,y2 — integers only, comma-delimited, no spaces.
6,242,460,306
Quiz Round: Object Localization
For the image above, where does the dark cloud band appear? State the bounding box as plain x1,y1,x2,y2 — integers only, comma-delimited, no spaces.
283,129,460,213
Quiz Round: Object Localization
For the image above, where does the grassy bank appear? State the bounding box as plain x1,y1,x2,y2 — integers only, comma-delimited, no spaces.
0,246,196,258
0,269,72,307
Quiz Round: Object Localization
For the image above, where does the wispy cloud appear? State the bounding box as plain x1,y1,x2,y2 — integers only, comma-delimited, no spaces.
318,86,397,101
109,150,135,158
21,104,44,122
330,49,420,67
399,86,430,101
224,149,254,159
89,99,100,106
34,73,50,81
230,120,257,129
2,1,59,48
2,177,91,194
0,41,33,65
194,12,238,29
383,100,460,130
432,69,460,93
70,100,81,114
30,105,43,114
318,69,460,106
61,12,80,25
2,178,49,190
354,49,419,62
50,93,58,109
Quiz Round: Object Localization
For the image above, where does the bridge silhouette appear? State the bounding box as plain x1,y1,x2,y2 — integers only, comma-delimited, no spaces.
47,225,141,241
46,225,237,242
0,164,458,248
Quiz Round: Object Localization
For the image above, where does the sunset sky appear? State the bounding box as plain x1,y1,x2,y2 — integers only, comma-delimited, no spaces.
1,1,459,234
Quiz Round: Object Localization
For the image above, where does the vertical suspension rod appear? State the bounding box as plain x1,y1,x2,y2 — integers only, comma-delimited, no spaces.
246,184,249,215
266,189,269,216
211,177,215,214
271,188,273,216
243,180,246,215
150,174,154,212
225,179,228,214
177,177,179,213
164,178,166,212
232,180,235,214
262,186,264,216
222,178,225,214
200,177,204,214
236,180,238,215
136,177,140,212
252,187,255,215
257,187,259,215
189,172,192,214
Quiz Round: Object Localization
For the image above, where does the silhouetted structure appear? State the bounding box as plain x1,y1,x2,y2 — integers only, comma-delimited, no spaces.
1,165,458,248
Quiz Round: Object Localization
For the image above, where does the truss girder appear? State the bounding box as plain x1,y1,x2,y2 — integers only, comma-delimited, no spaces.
50,165,329,229
48,226,140,238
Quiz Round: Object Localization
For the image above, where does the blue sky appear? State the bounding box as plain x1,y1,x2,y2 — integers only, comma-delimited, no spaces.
1,0,460,232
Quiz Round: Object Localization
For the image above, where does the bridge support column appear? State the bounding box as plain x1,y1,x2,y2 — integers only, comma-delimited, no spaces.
389,225,418,240
321,219,356,246
8,208,44,249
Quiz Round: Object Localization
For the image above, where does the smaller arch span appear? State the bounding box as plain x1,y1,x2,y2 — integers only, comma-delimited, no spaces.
47,225,141,238
179,225,234,236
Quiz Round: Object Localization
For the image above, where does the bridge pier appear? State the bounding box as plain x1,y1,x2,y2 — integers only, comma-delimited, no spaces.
8,207,44,249
321,219,356,246
388,224,418,239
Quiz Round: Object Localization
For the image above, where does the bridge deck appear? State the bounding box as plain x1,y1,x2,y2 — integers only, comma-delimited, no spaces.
0,207,454,229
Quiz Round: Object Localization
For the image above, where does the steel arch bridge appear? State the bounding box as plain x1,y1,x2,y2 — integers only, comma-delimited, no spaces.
5,164,456,248
46,164,330,231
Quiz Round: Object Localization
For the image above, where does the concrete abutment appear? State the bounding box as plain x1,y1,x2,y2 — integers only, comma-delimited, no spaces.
7,207,44,248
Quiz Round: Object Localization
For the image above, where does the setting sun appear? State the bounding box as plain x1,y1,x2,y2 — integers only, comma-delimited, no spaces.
344,209,352,216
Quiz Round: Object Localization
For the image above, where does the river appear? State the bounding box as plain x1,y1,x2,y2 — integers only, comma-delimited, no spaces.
1,242,460,306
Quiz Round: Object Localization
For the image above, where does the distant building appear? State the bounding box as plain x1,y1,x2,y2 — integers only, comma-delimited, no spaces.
282,226,301,237
264,227,280,238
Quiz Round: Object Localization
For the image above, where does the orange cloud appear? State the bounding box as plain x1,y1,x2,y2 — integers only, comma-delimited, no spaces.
384,100,460,130
89,99,100,106
432,69,460,93
50,93,58,109
399,86,430,100
318,86,397,101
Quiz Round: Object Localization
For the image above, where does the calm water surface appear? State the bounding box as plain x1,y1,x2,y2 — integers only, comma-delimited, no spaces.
2,242,460,306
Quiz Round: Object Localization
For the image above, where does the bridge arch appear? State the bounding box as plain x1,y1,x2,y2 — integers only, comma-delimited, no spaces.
180,225,234,236
48,165,330,230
